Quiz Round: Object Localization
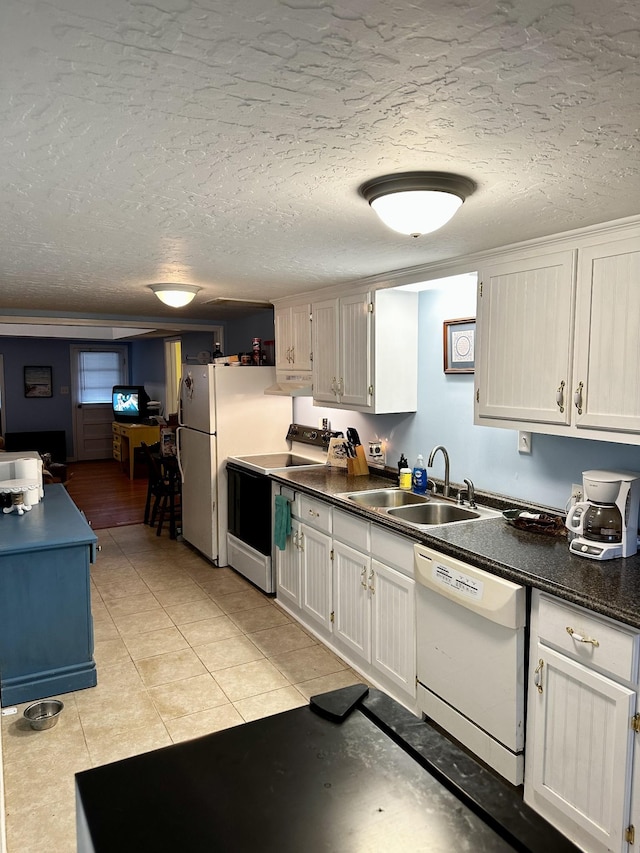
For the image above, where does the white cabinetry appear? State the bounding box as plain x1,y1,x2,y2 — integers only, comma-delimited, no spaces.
274,303,312,373
525,591,640,853
274,489,416,707
475,250,575,426
475,230,640,443
573,236,640,434
311,288,418,413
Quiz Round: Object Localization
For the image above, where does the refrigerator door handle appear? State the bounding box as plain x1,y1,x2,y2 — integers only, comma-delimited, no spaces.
178,377,185,427
176,426,185,483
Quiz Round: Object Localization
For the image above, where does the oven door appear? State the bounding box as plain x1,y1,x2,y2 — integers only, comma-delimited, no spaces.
227,465,273,557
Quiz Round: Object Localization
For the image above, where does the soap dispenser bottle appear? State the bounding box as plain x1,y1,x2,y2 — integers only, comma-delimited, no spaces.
412,454,427,494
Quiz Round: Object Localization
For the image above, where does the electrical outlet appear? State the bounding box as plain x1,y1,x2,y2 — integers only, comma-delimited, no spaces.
571,483,583,503
518,431,532,454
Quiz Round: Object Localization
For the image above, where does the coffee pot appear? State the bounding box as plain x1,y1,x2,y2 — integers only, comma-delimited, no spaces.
566,470,640,560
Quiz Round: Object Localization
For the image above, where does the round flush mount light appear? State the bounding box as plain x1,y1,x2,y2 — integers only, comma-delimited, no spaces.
359,171,476,238
148,283,201,308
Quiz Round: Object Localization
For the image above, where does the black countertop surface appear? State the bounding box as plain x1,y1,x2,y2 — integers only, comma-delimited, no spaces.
76,686,578,853
270,467,640,629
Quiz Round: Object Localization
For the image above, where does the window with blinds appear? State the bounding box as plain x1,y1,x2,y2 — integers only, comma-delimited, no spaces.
78,350,124,403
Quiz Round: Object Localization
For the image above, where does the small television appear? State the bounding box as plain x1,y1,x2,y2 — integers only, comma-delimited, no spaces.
112,385,150,424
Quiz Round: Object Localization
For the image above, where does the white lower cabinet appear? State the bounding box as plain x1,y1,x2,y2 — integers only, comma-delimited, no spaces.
274,492,416,708
300,522,333,634
525,591,640,853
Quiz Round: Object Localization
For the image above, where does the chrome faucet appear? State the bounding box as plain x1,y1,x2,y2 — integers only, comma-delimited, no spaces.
463,478,476,508
427,445,451,498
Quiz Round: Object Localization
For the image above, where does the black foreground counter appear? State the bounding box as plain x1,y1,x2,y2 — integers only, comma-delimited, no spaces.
76,687,578,853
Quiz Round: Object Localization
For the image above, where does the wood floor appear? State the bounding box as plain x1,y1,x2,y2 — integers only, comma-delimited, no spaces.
65,458,149,529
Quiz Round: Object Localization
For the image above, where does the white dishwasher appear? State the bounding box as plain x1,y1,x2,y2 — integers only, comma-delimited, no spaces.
414,543,526,786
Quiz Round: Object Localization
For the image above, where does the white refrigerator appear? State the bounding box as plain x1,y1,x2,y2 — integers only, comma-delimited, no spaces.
177,365,293,565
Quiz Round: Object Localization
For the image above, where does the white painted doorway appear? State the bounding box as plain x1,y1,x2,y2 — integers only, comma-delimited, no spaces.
71,346,128,460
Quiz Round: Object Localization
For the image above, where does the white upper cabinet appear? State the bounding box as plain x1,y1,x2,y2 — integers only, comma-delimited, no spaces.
573,236,640,434
274,303,312,373
475,250,576,426
475,227,640,444
312,288,418,413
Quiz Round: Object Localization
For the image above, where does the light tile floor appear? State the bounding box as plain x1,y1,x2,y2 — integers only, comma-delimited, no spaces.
1,524,364,852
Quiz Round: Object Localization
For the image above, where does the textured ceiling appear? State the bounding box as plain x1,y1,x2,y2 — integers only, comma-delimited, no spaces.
3,0,640,324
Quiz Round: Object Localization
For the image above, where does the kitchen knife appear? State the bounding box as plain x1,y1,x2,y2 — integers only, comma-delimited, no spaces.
346,428,361,446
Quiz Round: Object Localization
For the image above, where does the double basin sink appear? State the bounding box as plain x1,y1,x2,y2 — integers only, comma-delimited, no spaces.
337,488,501,529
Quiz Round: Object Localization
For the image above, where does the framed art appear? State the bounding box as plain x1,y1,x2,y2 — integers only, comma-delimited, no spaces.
24,365,53,398
443,318,475,374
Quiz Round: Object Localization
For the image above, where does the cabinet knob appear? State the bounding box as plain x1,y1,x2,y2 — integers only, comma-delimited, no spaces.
368,568,375,594
360,567,367,589
556,380,565,413
574,381,584,415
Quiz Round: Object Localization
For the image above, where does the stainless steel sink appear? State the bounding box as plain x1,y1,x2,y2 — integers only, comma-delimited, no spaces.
343,489,429,508
387,503,479,524
336,488,501,528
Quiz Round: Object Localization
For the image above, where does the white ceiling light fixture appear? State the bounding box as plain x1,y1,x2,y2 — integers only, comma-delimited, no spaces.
359,172,476,238
148,283,201,308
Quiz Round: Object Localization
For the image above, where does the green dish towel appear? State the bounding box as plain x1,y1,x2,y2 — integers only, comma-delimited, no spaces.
274,494,292,551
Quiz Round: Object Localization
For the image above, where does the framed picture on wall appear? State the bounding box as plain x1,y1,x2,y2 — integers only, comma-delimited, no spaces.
24,365,53,398
443,318,475,374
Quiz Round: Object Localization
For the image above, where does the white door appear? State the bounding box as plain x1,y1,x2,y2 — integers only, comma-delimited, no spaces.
574,236,640,433
71,346,128,460
476,251,575,426
371,560,415,696
339,292,371,408
276,518,302,608
178,426,218,562
311,298,339,403
333,540,371,662
291,302,312,371
300,523,333,633
525,643,636,853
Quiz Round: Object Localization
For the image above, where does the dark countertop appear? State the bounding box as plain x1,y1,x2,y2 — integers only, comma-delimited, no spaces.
76,686,578,853
271,467,640,629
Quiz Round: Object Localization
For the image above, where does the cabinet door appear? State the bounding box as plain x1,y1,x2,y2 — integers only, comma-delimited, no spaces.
291,303,312,371
476,252,575,425
333,541,370,662
274,307,293,369
339,292,371,408
574,237,640,433
311,298,339,403
371,560,415,698
300,523,333,633
275,519,301,610
525,643,635,853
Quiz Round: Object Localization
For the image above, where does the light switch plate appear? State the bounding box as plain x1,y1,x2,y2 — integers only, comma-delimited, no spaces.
518,431,532,454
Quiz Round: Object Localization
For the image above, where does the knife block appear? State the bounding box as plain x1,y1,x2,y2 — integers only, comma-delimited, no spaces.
347,446,369,477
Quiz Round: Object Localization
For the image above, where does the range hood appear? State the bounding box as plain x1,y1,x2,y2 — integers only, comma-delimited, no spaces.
264,376,313,397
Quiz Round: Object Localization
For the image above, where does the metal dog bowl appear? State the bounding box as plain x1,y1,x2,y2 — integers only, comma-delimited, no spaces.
23,699,64,731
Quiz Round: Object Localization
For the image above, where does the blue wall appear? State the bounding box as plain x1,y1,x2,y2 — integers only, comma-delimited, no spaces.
294,280,640,511
0,309,276,458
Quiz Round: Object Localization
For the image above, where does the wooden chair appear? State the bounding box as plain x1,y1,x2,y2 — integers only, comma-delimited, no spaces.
140,442,181,539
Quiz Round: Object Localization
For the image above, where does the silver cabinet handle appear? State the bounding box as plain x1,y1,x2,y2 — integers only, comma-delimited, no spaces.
360,567,367,589
307,508,320,518
574,381,584,415
566,626,599,647
556,380,565,413
534,658,544,694
290,345,295,364
338,377,345,397
298,531,304,552
331,377,338,394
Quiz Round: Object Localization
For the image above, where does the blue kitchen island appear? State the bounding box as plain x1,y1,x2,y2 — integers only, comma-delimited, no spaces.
0,483,97,706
